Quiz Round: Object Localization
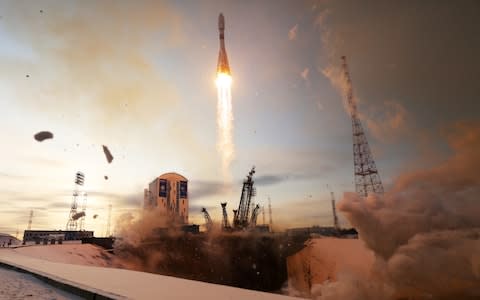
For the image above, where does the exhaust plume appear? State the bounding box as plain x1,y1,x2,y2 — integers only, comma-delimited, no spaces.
216,13,234,181
216,73,234,180
317,122,480,299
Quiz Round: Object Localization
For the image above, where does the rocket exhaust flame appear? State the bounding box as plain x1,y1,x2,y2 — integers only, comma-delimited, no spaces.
216,73,234,180
216,13,234,180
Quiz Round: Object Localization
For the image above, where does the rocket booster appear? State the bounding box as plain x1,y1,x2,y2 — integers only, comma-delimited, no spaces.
217,13,231,75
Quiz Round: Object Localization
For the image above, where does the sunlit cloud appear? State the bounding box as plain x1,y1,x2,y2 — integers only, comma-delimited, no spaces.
288,24,298,40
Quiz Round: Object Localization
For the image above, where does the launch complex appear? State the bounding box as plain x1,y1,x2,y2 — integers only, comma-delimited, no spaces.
20,12,381,294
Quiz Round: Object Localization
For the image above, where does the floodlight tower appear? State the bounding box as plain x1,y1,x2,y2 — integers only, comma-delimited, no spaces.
341,56,384,197
66,172,85,230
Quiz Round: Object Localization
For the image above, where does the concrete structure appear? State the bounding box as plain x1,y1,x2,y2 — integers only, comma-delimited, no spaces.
285,226,358,238
144,173,189,224
23,230,93,242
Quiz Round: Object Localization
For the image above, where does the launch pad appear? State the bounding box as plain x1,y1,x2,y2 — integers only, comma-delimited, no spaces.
115,231,308,292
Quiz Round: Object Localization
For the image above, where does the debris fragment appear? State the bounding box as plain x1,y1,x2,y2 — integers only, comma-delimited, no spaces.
93,214,98,219
102,145,114,163
104,175,108,180
33,131,53,142
26,74,30,78
72,211,85,220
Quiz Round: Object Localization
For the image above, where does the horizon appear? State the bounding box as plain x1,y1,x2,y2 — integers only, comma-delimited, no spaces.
1,0,479,237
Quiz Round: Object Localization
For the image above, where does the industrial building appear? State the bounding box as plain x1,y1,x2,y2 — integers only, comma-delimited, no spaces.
23,230,93,242
144,172,189,224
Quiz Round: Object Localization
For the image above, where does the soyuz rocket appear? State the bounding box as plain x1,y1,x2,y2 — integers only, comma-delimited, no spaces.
217,13,231,75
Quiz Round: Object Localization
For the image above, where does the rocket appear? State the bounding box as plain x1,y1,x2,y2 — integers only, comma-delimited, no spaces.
217,13,231,75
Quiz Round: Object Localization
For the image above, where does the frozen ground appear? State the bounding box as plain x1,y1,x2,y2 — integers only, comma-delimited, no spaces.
0,244,299,299
0,266,82,299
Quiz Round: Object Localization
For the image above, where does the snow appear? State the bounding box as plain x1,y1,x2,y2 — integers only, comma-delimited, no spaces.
8,244,120,267
0,267,82,299
0,244,299,299
0,233,21,247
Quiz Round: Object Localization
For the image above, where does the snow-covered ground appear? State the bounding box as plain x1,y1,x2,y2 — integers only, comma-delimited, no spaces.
0,266,82,299
0,244,299,299
0,233,21,247
286,237,374,297
8,243,121,267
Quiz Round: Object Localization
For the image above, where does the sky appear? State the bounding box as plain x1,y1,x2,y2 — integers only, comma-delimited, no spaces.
0,0,479,236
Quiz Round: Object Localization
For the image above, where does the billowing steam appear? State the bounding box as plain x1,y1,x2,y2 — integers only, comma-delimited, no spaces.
315,122,480,299
216,73,234,180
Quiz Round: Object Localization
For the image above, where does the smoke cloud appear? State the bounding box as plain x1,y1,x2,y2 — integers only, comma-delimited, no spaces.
318,122,480,299
317,6,408,143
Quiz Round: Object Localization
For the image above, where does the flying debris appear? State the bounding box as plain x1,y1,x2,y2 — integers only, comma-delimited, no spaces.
33,131,53,142
104,175,108,180
93,214,98,219
72,211,86,221
102,145,114,163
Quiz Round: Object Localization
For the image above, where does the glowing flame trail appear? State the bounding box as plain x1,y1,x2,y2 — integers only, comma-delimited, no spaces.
216,73,234,180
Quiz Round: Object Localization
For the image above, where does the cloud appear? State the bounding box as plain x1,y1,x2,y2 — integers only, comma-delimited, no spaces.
316,101,324,111
0,1,183,130
320,61,353,115
0,172,29,180
87,191,143,208
288,24,299,40
317,8,408,144
365,100,408,142
300,68,310,81
314,8,331,29
189,180,229,200
255,175,286,186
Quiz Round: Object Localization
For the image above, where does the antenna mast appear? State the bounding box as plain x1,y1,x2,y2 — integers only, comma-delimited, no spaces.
106,204,112,237
27,210,33,230
341,56,384,197
327,185,340,230
261,205,265,225
268,196,273,232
